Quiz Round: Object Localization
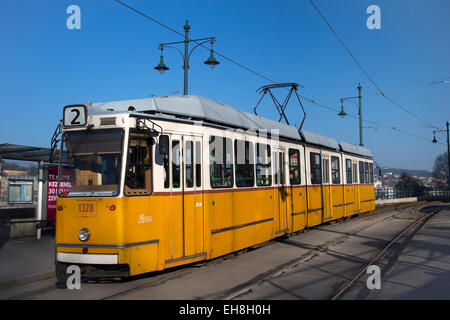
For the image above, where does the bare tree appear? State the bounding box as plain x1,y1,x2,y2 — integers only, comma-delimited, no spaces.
432,152,448,187
395,172,424,196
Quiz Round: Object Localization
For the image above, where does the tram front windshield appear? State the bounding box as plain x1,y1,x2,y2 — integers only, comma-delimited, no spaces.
59,128,124,197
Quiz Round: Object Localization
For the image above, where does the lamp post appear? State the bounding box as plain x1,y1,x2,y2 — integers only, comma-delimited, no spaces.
154,21,219,96
338,83,363,146
432,121,450,194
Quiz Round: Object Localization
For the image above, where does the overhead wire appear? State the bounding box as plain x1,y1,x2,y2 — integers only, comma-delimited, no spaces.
113,0,441,145
308,0,441,131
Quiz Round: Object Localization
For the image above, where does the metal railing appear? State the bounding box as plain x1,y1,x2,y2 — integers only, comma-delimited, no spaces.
375,187,449,200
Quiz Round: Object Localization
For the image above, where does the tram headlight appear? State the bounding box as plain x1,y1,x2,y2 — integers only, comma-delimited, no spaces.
78,228,90,242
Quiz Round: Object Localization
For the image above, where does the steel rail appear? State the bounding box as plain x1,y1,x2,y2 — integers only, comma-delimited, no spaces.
330,212,436,300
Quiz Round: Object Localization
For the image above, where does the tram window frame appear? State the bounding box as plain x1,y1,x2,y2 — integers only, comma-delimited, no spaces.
364,162,369,184
279,152,285,185
60,128,124,197
359,161,365,184
172,140,181,188
352,162,358,184
289,149,301,185
331,156,340,184
369,162,374,184
274,151,285,186
310,152,322,185
346,159,352,184
124,132,153,196
195,141,202,188
234,139,255,188
209,136,234,189
322,157,330,184
256,143,272,186
163,139,170,189
185,140,194,188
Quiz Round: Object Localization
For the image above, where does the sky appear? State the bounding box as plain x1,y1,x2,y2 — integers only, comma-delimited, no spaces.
0,0,449,171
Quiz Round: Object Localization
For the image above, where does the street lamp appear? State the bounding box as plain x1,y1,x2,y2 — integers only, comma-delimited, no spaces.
154,20,219,95
154,47,169,74
338,83,363,146
432,121,450,194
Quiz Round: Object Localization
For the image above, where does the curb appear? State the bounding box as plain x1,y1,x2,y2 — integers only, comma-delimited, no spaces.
0,270,55,291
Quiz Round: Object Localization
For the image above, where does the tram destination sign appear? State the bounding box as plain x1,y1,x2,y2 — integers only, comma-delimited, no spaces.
63,104,87,127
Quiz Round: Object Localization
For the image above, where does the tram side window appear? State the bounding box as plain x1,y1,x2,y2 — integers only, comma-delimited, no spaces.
331,156,340,184
235,140,255,187
195,141,202,188
352,162,358,184
163,141,170,189
346,159,352,184
125,134,152,195
289,149,301,185
364,162,369,184
310,152,322,185
185,141,193,188
210,136,233,188
172,140,180,188
256,143,272,186
359,161,365,184
369,163,374,184
322,157,330,184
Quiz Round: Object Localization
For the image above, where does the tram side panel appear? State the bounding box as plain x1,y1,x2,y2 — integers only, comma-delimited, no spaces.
207,171,276,257
287,145,307,233
343,155,358,217
330,152,345,221
206,189,275,259
305,147,323,227
122,196,163,275
359,160,375,213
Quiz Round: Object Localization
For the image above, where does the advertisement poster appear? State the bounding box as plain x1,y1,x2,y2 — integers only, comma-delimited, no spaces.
8,180,33,204
47,166,72,222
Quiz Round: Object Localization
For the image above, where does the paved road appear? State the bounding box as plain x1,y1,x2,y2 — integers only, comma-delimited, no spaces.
3,203,438,300
342,206,450,300
0,233,54,284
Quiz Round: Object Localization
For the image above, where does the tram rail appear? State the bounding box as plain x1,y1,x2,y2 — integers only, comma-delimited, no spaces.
5,202,442,300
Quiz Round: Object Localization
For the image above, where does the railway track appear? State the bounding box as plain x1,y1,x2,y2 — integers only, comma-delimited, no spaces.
217,204,445,300
7,202,444,300
331,209,440,300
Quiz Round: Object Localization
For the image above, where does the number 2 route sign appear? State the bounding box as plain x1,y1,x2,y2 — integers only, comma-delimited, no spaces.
63,105,87,127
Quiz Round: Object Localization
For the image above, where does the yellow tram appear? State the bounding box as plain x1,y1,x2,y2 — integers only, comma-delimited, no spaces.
55,95,375,279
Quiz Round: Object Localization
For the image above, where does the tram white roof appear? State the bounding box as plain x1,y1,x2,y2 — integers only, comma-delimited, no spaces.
339,141,372,157
89,95,372,158
91,95,301,140
301,129,340,151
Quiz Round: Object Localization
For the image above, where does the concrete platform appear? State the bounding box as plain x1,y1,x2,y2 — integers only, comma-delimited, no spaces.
0,233,55,290
343,208,450,300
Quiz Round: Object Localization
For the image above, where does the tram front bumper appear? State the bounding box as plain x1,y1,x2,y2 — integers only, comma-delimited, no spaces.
56,252,118,265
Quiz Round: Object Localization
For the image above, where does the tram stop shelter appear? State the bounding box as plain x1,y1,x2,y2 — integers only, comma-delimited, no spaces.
0,143,67,240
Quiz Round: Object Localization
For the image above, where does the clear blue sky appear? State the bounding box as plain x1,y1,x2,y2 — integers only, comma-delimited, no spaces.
0,0,449,171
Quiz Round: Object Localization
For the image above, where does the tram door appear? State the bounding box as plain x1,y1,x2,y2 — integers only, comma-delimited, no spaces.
168,134,204,262
183,136,204,258
273,148,288,235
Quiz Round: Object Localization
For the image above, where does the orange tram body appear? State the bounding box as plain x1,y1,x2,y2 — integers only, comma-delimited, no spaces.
55,95,375,279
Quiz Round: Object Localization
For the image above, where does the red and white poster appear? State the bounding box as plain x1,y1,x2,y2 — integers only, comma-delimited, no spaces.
47,166,72,222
